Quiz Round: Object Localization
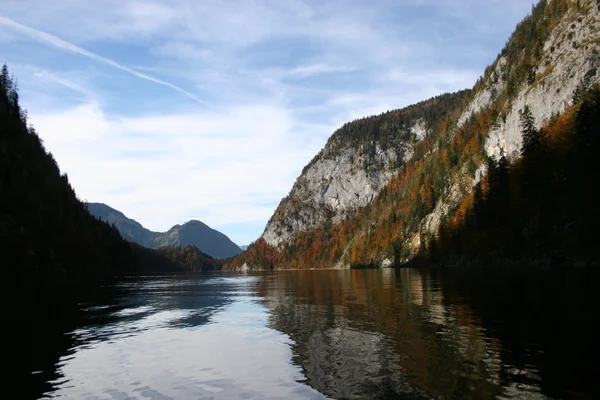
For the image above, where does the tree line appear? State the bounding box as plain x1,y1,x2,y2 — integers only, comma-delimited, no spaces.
1,64,222,392
227,0,596,270
425,86,600,266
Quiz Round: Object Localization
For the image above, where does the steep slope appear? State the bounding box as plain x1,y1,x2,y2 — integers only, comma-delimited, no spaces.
228,0,600,270
86,202,159,245
263,91,472,246
427,87,600,265
154,220,242,259
2,65,231,397
0,66,135,298
1,65,139,393
87,203,242,259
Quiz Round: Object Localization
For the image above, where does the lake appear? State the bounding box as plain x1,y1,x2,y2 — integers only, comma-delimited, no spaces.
29,268,599,399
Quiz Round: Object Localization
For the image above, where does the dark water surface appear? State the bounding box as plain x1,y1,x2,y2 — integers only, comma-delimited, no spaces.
31,268,598,399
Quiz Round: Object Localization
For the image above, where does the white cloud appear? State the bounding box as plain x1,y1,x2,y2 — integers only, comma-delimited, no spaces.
0,0,538,244
285,64,358,78
30,101,328,237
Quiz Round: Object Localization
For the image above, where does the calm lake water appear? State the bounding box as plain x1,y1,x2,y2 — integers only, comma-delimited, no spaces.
30,268,599,399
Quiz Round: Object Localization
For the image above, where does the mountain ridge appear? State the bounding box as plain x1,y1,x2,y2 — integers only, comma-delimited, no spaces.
86,203,242,259
227,0,600,270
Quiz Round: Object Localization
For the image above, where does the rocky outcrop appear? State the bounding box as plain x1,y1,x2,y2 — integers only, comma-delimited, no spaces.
411,1,600,259
456,57,508,129
236,0,600,269
263,119,428,246
486,2,600,159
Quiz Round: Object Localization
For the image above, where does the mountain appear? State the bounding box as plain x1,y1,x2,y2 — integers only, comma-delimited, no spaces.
2,64,146,392
228,0,600,270
154,220,242,259
239,245,249,251
0,65,214,300
1,66,135,301
86,202,158,245
0,70,224,396
86,203,242,259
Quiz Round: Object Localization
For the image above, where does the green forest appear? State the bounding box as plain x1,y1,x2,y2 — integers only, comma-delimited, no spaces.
1,65,131,307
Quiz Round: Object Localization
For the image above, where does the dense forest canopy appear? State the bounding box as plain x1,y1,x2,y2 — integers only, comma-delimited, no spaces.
423,86,600,266
1,69,225,392
2,64,132,393
1,65,134,303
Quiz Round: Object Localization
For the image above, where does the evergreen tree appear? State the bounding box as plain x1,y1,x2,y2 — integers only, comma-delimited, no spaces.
0,64,10,90
519,105,540,156
497,152,510,189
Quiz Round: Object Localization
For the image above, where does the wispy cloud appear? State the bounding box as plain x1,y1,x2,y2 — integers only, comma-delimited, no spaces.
32,70,95,98
0,0,537,244
286,64,358,79
0,14,205,105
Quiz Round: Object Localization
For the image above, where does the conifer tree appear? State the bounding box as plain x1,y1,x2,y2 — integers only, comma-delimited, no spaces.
519,105,540,156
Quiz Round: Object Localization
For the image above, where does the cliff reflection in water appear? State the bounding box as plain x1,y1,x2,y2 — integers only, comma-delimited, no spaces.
259,268,598,399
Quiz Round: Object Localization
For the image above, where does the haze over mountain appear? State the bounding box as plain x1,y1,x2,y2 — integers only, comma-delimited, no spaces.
87,203,242,259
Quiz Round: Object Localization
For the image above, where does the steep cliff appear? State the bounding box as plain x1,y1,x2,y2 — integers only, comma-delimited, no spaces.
421,0,600,240
263,92,472,247
229,0,600,270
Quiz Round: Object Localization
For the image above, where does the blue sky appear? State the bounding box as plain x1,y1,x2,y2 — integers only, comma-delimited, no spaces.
0,0,536,246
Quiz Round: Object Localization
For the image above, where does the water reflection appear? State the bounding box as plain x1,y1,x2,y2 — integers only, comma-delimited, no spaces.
29,268,599,399
42,274,325,400
259,268,598,399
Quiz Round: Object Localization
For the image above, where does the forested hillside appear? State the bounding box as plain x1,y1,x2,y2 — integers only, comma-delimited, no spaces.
262,90,473,247
87,202,242,259
0,65,135,305
1,70,223,393
1,65,133,392
228,0,600,270
131,243,224,272
424,87,600,266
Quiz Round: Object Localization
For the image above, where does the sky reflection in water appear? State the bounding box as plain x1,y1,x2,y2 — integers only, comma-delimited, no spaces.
43,268,599,399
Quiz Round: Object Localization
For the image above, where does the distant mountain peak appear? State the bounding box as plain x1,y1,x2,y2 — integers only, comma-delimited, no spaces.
182,220,209,227
86,203,241,259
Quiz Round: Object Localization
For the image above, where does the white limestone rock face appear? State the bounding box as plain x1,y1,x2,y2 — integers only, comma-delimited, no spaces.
411,119,428,142
260,0,600,263
417,1,600,255
486,3,600,159
263,119,428,247
457,57,508,128
262,148,398,247
424,180,465,237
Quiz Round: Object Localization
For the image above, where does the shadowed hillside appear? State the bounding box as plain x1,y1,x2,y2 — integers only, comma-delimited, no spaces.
87,202,242,259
